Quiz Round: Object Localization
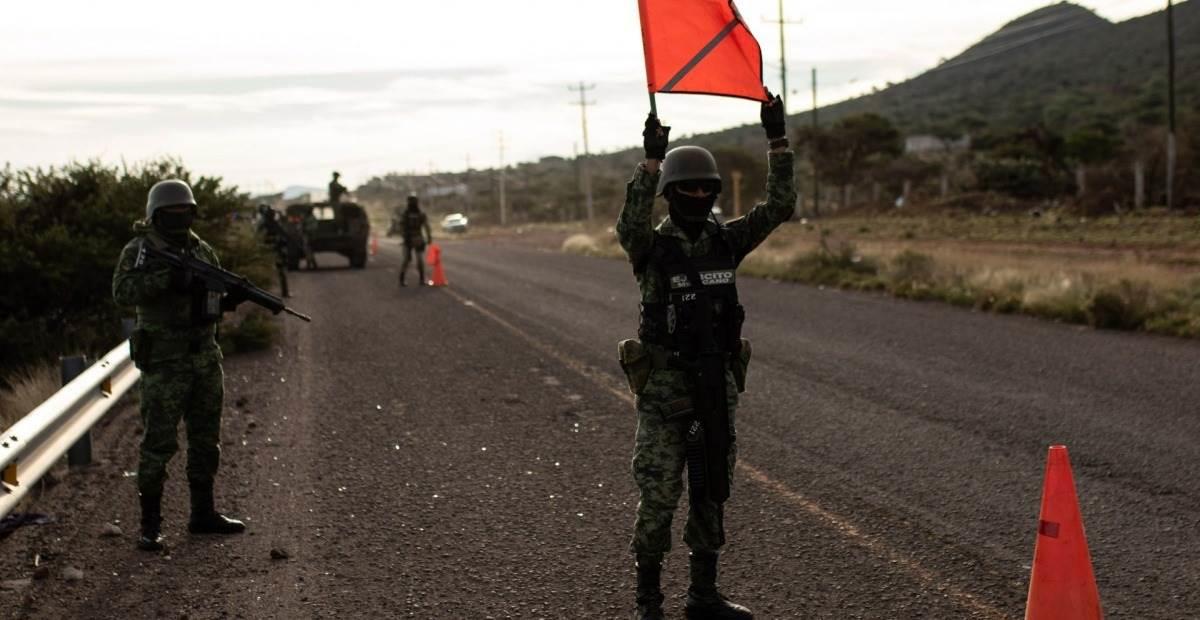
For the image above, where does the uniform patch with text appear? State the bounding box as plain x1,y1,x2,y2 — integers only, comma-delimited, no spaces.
670,270,736,289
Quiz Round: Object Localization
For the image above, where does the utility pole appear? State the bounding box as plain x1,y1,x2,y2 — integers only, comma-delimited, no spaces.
763,1,803,109
498,132,507,226
731,170,744,217
573,142,582,221
811,67,820,217
464,153,472,220
569,82,597,223
427,160,437,210
1166,0,1177,210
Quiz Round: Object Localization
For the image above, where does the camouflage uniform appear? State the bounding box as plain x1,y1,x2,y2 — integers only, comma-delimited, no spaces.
617,150,796,558
112,222,224,498
399,208,432,286
328,176,347,205
256,209,290,297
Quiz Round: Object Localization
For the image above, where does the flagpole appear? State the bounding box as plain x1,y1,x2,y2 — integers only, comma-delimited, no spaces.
649,92,658,117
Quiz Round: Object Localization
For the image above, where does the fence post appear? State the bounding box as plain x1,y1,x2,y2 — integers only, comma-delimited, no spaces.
62,355,92,468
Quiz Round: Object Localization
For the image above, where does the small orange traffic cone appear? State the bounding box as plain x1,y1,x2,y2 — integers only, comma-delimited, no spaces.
1025,445,1102,620
426,243,448,287
370,234,379,256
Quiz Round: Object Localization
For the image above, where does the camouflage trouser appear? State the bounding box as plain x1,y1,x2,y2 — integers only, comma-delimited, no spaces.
630,367,738,557
401,243,426,281
137,359,224,496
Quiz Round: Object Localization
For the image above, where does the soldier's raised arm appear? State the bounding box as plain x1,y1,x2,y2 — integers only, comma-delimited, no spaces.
616,114,671,268
724,92,797,259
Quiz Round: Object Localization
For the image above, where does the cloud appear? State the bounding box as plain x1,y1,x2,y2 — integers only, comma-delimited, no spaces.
32,66,506,95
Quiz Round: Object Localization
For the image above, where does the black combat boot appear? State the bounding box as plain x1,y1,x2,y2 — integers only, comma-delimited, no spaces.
634,554,665,620
137,492,165,552
417,266,427,286
684,550,753,620
399,272,407,287
187,483,246,534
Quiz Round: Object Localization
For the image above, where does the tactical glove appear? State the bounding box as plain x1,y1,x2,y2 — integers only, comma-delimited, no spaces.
760,90,787,141
643,114,671,161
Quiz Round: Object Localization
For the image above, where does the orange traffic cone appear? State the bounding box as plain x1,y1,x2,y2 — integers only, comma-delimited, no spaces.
426,243,448,287
370,234,379,256
1025,445,1102,620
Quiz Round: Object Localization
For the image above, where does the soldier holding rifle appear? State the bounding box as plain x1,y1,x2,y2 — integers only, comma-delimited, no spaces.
113,180,309,552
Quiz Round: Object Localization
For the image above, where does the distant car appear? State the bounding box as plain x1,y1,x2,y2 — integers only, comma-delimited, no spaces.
441,213,469,234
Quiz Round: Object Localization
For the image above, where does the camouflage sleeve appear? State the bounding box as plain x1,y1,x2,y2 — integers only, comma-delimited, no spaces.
724,150,797,259
197,239,221,269
616,164,661,269
423,216,433,243
112,239,171,307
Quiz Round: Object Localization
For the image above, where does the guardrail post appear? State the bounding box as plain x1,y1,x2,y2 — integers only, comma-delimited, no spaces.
62,355,92,468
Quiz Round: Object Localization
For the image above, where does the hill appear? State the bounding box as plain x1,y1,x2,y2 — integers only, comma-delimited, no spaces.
356,2,1197,222
713,1,1197,143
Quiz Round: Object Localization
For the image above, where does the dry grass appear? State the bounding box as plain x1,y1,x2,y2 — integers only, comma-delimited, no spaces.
0,363,59,429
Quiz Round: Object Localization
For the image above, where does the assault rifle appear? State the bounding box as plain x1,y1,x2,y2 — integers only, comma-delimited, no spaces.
138,242,312,323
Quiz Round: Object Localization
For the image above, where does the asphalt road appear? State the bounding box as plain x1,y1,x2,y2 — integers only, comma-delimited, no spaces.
3,235,1198,619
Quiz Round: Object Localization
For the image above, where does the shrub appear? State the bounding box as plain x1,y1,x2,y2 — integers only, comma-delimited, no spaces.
1144,279,1200,337
220,310,278,355
887,251,937,298
0,363,57,429
0,159,271,383
787,243,880,289
1086,280,1152,330
973,158,1068,199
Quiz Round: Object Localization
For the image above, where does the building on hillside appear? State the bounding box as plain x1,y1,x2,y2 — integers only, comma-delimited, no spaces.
905,134,972,158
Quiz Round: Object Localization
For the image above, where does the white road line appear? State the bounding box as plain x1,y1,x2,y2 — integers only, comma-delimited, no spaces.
441,285,1011,620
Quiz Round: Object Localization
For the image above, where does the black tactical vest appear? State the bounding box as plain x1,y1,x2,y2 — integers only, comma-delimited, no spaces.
638,230,745,356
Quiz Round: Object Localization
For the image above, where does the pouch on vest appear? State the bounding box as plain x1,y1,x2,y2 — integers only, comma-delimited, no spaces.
191,285,223,326
128,328,152,369
617,339,653,395
731,338,752,393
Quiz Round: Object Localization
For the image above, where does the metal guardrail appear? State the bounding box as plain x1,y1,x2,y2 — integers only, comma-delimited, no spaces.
0,341,140,518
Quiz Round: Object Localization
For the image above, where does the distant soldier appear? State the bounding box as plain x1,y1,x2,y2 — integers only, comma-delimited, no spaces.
301,206,320,270
255,204,290,298
112,180,249,552
398,194,433,287
616,92,794,620
328,171,348,206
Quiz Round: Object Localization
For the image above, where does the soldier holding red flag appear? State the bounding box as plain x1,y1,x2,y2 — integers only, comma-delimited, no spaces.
621,3,793,617
616,92,794,619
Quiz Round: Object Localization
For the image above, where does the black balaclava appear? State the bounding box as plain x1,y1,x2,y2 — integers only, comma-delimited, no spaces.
406,196,420,213
153,209,194,242
667,187,716,240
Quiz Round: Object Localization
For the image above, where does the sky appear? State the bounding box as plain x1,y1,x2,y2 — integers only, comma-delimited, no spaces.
0,0,1169,194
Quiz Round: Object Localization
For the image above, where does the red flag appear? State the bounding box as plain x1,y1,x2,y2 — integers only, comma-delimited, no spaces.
638,0,768,102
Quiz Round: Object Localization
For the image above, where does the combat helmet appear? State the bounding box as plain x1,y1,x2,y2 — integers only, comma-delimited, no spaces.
146,179,197,220
656,146,722,196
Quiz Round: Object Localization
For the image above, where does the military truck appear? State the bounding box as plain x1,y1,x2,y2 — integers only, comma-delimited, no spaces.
283,201,370,270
